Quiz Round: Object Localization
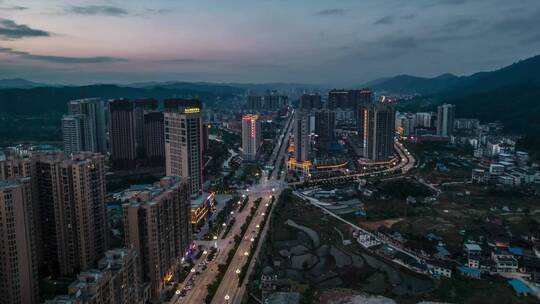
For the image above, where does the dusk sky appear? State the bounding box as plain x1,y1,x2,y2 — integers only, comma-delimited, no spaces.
1,0,539,85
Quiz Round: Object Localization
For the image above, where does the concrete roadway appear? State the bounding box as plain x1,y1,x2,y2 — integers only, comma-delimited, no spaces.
173,110,295,304
211,111,295,304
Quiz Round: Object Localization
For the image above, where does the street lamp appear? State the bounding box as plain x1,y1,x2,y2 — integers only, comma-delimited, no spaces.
203,250,208,255
230,211,234,215
225,294,230,303
222,223,227,227
256,224,260,228
235,268,241,275
250,237,255,242
244,251,249,256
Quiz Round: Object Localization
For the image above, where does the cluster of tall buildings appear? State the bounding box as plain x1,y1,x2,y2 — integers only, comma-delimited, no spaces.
287,88,396,174
0,152,110,302
0,151,194,303
62,98,166,171
246,93,288,111
396,104,455,140
2,96,211,303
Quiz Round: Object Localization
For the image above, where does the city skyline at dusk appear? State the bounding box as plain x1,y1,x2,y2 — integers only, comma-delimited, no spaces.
1,0,540,84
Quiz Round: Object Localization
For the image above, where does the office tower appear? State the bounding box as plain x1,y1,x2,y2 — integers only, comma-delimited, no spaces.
359,103,396,161
314,110,336,145
35,153,108,276
134,99,158,158
164,99,203,195
0,178,39,304
300,94,322,110
66,98,109,154
62,114,87,154
242,114,262,161
46,248,146,304
294,111,311,162
109,99,137,170
437,104,455,137
123,177,191,300
143,111,165,166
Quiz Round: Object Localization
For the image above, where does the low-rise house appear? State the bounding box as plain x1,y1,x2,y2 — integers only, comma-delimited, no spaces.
464,243,482,258
457,266,481,279
492,249,518,273
428,260,454,278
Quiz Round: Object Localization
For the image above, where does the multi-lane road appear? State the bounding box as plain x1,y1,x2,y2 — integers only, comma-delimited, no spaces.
211,111,295,304
172,110,295,304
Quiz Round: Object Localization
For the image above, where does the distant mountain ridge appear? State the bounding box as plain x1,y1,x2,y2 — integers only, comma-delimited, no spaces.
0,78,48,89
367,54,540,96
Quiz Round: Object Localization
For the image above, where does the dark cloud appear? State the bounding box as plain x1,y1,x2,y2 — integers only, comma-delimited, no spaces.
161,58,213,63
315,9,346,16
0,47,127,64
374,16,394,25
0,5,28,11
381,36,418,49
442,18,479,31
0,19,49,40
493,9,540,33
401,14,416,20
66,5,128,16
520,33,540,45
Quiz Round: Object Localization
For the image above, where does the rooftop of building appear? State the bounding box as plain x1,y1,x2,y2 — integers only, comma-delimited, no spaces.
117,176,186,204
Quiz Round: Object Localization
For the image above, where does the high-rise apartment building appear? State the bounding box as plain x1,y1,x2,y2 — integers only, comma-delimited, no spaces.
134,99,158,158
123,177,191,300
33,153,109,276
164,99,203,195
64,98,109,154
143,111,165,166
62,114,88,155
0,178,39,304
242,114,262,161
300,94,322,110
437,104,455,137
294,111,311,162
358,103,396,161
328,88,373,110
46,248,147,304
314,109,336,146
109,99,137,170
246,94,288,111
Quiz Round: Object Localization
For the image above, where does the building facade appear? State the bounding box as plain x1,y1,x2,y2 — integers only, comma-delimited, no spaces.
123,177,192,300
294,110,311,163
164,99,204,195
437,104,455,137
359,103,396,161
0,178,39,304
242,114,262,161
109,99,137,170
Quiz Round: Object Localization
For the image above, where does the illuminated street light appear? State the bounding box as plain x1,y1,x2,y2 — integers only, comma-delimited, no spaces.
213,236,218,240
261,212,265,216
203,250,208,255
190,268,195,273
244,251,249,256
222,223,227,227
225,294,230,303
265,203,269,207
235,268,241,274
256,224,260,228
230,211,234,215
250,237,255,242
